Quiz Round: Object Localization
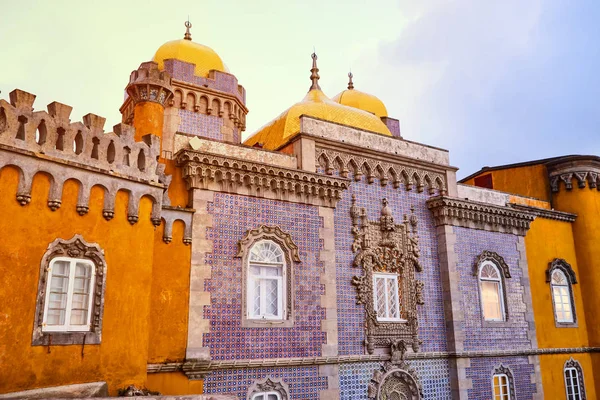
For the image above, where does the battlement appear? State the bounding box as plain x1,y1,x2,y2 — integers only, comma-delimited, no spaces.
0,89,161,183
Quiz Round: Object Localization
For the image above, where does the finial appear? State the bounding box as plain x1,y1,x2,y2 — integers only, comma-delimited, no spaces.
348,71,354,90
309,52,321,91
184,19,192,41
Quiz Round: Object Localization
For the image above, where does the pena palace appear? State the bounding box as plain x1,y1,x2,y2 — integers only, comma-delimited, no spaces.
1,22,599,400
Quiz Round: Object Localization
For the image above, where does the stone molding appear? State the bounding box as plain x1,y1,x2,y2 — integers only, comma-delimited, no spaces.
474,250,511,279
247,377,290,400
235,225,299,328
32,235,107,345
517,238,539,348
509,203,577,222
547,258,578,327
315,146,448,194
427,196,534,236
564,358,587,400
546,258,578,284
1,90,162,183
0,149,164,225
368,359,422,400
175,149,348,207
161,206,194,244
547,156,600,193
149,347,600,374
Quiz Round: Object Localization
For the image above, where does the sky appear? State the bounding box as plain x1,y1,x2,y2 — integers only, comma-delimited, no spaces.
0,0,598,178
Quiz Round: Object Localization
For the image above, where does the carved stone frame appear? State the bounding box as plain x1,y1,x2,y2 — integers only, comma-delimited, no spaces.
474,251,510,324
564,358,587,400
491,364,516,400
247,376,290,400
236,225,300,328
32,235,107,345
547,258,578,328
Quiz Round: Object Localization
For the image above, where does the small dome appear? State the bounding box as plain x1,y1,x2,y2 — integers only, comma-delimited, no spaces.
244,55,391,150
332,73,388,118
153,22,226,78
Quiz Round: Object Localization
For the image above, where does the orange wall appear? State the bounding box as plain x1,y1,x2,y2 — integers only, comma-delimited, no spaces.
134,102,165,148
539,353,596,399
464,164,551,201
146,372,203,395
524,217,588,348
148,221,191,363
164,159,189,208
0,167,155,395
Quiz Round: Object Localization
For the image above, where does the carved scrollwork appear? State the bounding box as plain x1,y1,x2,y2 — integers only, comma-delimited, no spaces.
474,250,511,278
351,196,423,354
368,354,423,400
247,376,290,400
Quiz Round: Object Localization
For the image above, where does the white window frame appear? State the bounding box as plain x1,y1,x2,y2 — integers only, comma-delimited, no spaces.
492,373,512,400
247,240,285,320
251,392,282,400
551,269,574,323
564,366,583,400
372,272,405,322
479,261,506,322
42,257,96,332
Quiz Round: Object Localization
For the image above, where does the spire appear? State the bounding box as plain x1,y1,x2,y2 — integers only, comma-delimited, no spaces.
184,19,192,41
347,71,354,90
309,52,321,91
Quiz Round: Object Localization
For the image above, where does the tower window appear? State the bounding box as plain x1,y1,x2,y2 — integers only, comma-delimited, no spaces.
247,240,285,320
479,261,506,321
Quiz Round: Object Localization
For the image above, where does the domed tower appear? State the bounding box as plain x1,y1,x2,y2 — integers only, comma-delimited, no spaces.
120,21,248,159
332,72,401,138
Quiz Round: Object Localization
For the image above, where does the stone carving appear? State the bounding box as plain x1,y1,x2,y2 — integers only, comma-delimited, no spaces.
156,163,173,206
368,346,423,400
176,149,348,207
247,376,290,400
546,258,578,284
351,196,422,354
316,147,447,195
32,235,107,345
492,364,516,400
547,156,600,192
509,203,577,222
118,385,160,397
427,196,534,236
161,206,193,245
474,250,511,278
564,358,587,400
550,172,600,193
236,225,300,327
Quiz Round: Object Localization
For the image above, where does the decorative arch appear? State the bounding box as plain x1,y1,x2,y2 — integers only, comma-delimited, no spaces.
474,250,511,278
32,234,107,345
247,377,290,400
492,364,516,400
547,258,578,325
475,251,510,322
564,358,586,400
546,258,577,284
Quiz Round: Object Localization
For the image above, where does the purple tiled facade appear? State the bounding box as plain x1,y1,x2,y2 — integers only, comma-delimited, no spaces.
202,193,326,361
178,109,224,140
467,356,537,399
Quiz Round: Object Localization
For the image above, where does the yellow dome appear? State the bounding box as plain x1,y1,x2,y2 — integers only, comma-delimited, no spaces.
332,73,388,118
245,55,391,150
153,22,226,78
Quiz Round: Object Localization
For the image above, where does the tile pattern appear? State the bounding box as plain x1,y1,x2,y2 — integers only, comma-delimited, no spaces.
204,366,327,399
467,356,537,399
334,176,447,355
178,109,224,141
454,227,532,351
203,193,326,360
163,59,245,103
339,359,452,400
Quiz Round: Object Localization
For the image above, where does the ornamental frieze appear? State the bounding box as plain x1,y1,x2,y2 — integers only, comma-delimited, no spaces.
368,340,423,400
350,196,423,354
547,155,600,193
175,149,349,207
315,147,447,194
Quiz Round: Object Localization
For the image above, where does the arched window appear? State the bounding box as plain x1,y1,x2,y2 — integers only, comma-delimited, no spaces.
492,365,515,400
564,358,586,400
547,258,578,326
551,270,574,323
247,240,286,320
251,392,281,400
479,261,505,321
247,377,289,400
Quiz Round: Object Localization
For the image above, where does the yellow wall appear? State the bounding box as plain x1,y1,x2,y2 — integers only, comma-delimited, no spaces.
146,372,203,395
0,167,155,395
524,217,588,348
539,354,597,399
133,102,165,150
148,221,191,363
464,164,551,201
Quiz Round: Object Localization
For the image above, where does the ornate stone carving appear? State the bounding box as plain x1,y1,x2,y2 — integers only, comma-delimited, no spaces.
474,250,511,278
368,346,423,400
176,149,348,207
247,377,290,400
316,147,447,195
427,196,534,236
492,364,516,400
547,156,600,192
32,235,107,345
124,62,173,108
546,258,578,284
351,196,422,354
564,358,587,400
509,203,577,222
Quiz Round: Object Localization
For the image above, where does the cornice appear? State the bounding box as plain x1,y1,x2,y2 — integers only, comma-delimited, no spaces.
175,149,349,207
427,196,534,236
509,204,577,222
547,156,600,193
171,78,248,113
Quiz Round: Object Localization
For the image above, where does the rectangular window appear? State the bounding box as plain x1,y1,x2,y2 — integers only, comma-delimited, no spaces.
481,281,503,321
565,368,581,400
373,273,402,322
493,374,511,400
249,265,283,319
43,258,95,332
553,286,573,322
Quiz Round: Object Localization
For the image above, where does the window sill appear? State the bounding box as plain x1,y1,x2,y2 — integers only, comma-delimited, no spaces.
555,321,578,328
32,328,101,346
242,318,294,328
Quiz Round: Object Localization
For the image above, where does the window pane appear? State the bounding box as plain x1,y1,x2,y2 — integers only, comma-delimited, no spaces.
375,277,386,318
481,263,500,279
265,279,279,316
481,281,502,320
267,394,278,400
253,279,261,316
47,261,70,326
552,270,568,285
249,241,284,264
387,277,399,318
46,308,66,325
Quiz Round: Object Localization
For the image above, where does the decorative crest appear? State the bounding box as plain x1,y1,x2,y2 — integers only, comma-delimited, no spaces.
347,71,354,90
184,20,192,41
309,52,321,91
